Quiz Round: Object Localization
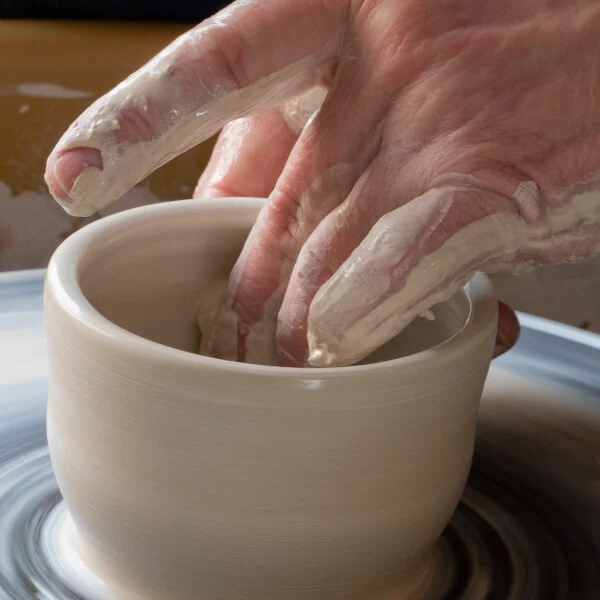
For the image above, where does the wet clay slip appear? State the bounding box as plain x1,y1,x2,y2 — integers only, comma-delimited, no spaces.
44,199,499,599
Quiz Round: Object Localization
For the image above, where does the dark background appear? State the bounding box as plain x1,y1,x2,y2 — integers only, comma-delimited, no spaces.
0,1,230,21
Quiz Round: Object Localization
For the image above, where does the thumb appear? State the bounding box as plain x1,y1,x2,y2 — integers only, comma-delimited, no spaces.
306,184,524,367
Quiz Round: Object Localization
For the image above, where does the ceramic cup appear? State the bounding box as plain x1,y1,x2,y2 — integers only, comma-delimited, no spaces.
45,198,505,600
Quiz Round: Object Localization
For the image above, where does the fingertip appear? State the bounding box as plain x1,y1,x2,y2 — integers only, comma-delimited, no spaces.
45,147,103,207
495,301,520,357
306,347,332,368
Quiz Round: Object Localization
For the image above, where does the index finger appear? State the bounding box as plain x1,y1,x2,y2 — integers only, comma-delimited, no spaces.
45,0,344,216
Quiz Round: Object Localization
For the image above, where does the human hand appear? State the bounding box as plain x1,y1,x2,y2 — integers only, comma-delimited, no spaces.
46,0,600,366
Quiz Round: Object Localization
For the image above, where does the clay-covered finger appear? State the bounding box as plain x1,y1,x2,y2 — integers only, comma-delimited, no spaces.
274,167,391,365
273,166,488,364
305,184,522,367
207,72,393,363
274,161,502,365
45,0,345,217
194,87,327,199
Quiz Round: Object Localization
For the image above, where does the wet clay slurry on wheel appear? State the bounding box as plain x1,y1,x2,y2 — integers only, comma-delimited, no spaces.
0,271,600,598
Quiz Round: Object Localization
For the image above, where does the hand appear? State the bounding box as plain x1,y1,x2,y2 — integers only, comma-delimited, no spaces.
46,0,600,367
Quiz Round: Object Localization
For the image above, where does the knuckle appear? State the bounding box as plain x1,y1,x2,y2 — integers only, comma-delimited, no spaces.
116,103,157,143
175,24,250,96
268,185,322,264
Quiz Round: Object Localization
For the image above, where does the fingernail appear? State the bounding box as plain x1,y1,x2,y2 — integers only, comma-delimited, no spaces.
46,147,103,202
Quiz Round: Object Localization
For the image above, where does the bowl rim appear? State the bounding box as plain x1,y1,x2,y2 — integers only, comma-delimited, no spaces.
45,198,498,379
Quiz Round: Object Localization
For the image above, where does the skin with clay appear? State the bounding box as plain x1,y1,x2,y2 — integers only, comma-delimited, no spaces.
45,0,600,367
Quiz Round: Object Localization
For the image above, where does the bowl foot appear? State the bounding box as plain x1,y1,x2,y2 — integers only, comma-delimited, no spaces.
42,502,450,600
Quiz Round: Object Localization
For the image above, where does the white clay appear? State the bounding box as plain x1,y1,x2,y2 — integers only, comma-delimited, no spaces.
49,40,335,217
45,198,498,600
307,184,600,367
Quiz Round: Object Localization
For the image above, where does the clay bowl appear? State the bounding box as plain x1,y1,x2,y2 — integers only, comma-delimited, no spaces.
45,198,508,600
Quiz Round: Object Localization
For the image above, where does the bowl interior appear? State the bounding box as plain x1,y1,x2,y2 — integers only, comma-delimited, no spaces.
76,201,471,364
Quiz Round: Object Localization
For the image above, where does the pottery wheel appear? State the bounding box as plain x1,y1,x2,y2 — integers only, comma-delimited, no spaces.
0,270,599,600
